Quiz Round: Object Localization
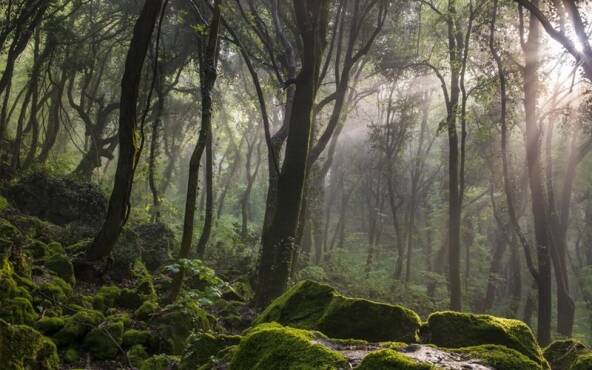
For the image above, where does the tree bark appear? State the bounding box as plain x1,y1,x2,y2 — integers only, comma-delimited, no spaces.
86,0,164,261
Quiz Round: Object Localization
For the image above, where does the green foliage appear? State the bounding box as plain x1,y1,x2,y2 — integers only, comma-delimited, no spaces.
163,258,228,306
230,323,347,370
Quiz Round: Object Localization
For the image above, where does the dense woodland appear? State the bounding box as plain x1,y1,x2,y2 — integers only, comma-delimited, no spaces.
2,0,592,369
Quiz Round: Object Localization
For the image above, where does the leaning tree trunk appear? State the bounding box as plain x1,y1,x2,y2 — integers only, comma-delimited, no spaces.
86,0,164,261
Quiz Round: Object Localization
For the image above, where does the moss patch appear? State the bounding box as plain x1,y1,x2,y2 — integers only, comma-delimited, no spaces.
0,319,59,370
35,316,65,334
454,344,542,370
544,339,592,370
180,331,240,369
256,280,421,342
425,311,546,367
230,323,347,370
83,319,124,360
356,349,435,370
54,309,104,345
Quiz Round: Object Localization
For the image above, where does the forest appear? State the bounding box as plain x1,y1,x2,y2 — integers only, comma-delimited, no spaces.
1,0,592,369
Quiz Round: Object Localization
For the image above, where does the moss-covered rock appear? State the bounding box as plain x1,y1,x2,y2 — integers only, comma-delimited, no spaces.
42,253,75,285
34,275,72,303
230,323,347,370
0,296,38,324
256,280,421,342
133,222,176,272
424,311,547,368
544,339,592,370
141,354,180,370
128,344,149,368
63,347,79,363
116,287,145,309
454,344,543,370
35,316,65,334
54,309,104,345
180,331,241,369
356,349,435,370
0,319,59,370
151,301,212,355
123,329,152,347
83,319,124,360
2,171,107,227
135,300,159,320
92,285,122,311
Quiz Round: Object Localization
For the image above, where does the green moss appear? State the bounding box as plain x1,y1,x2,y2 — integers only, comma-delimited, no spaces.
0,319,59,370
128,344,149,368
180,331,241,369
54,309,104,345
256,280,421,342
0,297,38,324
116,288,145,309
35,316,65,334
132,260,157,299
93,285,122,311
83,319,124,360
63,347,79,363
318,296,420,342
135,300,159,320
107,312,132,329
43,253,75,285
46,242,65,255
141,354,180,370
256,280,336,328
544,339,584,369
152,301,212,355
230,323,347,370
544,339,592,370
0,195,9,210
35,275,72,302
123,329,152,347
356,349,435,370
425,311,546,367
454,344,543,370
26,240,48,259
572,352,592,370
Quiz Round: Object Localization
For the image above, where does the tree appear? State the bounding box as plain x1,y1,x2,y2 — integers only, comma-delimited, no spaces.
85,0,164,261
254,0,331,307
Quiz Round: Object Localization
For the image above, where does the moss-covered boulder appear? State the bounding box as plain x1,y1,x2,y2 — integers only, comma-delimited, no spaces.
256,280,421,342
92,285,122,311
544,339,592,370
135,300,159,320
0,296,38,324
123,329,152,348
2,171,107,227
53,309,104,345
133,222,176,272
34,316,65,335
356,349,435,370
230,323,347,370
424,311,547,368
151,301,212,355
82,319,124,360
180,331,241,369
454,344,543,370
140,354,180,370
42,253,75,285
0,319,59,370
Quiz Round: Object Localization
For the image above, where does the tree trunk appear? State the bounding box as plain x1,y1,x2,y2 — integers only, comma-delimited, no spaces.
254,0,330,307
86,0,164,261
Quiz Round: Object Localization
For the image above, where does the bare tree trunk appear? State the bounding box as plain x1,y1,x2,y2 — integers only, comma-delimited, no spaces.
86,0,164,261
